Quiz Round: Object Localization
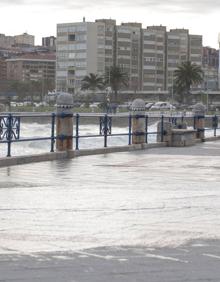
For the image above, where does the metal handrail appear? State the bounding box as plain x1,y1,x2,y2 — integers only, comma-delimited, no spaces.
0,112,220,157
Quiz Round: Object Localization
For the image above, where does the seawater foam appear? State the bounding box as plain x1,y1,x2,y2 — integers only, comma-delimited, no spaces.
0,122,158,157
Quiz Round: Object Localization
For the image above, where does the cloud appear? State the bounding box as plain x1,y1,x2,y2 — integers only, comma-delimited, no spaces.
0,0,219,14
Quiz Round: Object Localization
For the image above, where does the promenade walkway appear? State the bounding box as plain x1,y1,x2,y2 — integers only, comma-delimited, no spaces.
1,141,220,281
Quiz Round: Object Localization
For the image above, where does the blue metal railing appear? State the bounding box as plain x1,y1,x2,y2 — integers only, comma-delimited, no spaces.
0,112,220,157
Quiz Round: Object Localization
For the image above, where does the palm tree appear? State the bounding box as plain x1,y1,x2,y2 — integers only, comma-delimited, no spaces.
173,61,204,104
105,66,129,103
81,73,104,91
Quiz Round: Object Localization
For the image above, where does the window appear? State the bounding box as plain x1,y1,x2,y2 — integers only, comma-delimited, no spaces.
68,34,76,41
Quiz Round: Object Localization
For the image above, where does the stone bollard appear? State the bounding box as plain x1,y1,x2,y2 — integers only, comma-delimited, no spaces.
131,99,146,144
193,103,206,140
157,121,172,145
56,92,74,151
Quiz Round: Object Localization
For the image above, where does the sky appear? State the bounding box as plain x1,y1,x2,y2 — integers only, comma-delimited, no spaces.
0,0,219,48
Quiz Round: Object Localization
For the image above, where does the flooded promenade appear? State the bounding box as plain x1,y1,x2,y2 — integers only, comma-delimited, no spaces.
1,141,220,280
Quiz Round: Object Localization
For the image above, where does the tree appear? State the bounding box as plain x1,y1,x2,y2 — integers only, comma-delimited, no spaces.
173,61,204,104
81,73,104,103
81,73,104,91
104,66,129,103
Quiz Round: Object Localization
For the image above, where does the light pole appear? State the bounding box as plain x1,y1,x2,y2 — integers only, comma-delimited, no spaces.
105,86,111,113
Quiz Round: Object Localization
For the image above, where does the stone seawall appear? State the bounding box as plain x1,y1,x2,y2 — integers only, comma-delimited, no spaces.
0,143,166,168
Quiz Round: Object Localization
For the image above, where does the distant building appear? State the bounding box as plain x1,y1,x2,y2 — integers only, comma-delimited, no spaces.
42,36,56,50
56,19,204,95
14,33,35,47
56,20,117,93
95,19,116,73
0,58,7,80
0,34,15,49
6,53,55,89
0,32,35,49
166,29,202,90
202,47,219,90
142,25,167,91
203,46,219,68
189,34,203,66
116,22,142,91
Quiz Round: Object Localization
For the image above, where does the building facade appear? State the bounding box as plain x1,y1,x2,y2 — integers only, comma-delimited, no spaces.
115,23,142,91
202,46,219,90
6,53,55,86
56,20,118,93
0,58,7,80
56,19,204,95
166,29,190,90
42,36,56,50
142,25,166,91
14,33,35,47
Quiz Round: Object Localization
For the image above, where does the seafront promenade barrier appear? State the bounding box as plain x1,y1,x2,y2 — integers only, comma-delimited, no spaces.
0,96,220,164
0,110,220,158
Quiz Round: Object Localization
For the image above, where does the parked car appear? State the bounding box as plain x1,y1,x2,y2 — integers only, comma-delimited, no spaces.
150,102,176,110
145,102,154,110
89,102,100,108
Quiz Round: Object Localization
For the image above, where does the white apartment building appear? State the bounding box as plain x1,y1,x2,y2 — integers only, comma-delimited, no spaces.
56,20,115,93
142,26,166,91
166,29,202,90
56,19,203,95
166,29,189,89
189,34,203,66
115,23,142,91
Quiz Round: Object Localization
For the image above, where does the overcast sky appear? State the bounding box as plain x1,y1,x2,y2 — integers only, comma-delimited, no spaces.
0,0,219,48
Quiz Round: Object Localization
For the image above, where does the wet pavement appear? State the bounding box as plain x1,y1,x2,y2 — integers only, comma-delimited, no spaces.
1,240,220,281
1,141,220,280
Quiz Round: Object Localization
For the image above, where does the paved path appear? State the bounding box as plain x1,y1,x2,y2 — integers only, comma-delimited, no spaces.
1,240,220,281
1,141,220,281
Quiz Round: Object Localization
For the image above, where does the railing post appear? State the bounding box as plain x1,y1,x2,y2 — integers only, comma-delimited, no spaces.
161,115,164,142
104,114,108,148
50,113,55,152
128,114,132,145
145,115,148,143
7,113,12,157
56,93,74,151
213,115,218,137
131,99,145,144
192,103,206,140
75,113,79,150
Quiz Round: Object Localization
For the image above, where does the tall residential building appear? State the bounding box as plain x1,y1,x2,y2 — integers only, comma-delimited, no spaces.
56,19,204,95
166,29,189,89
142,25,166,91
0,58,7,80
189,34,203,66
56,20,114,93
0,34,15,49
166,29,202,89
95,19,116,73
14,33,35,46
202,46,219,90
42,36,56,50
203,46,219,69
115,22,142,91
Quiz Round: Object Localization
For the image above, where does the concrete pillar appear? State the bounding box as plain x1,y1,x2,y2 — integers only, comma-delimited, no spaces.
56,92,74,151
193,103,206,140
157,121,172,145
131,99,146,144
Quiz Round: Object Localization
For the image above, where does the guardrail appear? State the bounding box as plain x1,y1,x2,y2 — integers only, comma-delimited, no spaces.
0,112,219,157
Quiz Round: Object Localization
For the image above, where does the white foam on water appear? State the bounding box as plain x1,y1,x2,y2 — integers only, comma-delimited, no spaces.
0,122,157,157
